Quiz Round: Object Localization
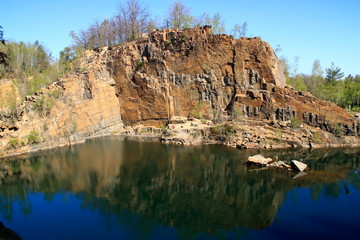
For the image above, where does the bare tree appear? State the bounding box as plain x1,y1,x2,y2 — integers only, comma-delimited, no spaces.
194,12,225,34
231,22,248,38
119,0,150,41
70,29,90,49
166,0,193,29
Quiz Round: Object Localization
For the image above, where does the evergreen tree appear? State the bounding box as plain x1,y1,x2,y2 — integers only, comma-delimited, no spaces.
325,62,344,83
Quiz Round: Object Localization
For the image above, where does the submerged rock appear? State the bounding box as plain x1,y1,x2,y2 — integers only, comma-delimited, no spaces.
247,154,273,166
267,160,291,169
291,160,307,172
293,171,308,179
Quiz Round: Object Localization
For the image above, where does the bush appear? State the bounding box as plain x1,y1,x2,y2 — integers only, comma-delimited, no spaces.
27,130,41,145
32,95,53,116
6,138,19,150
210,124,236,137
333,124,343,138
191,101,211,119
290,117,302,128
231,107,242,122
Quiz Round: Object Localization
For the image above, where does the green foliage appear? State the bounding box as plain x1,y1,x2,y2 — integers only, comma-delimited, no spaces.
325,62,344,83
191,101,210,119
137,60,144,67
32,95,53,117
287,75,308,92
286,59,359,110
231,22,248,38
6,138,20,150
231,107,242,122
333,124,343,138
2,82,19,119
210,124,236,137
312,132,322,144
27,131,41,145
0,41,51,79
71,121,78,134
290,117,302,128
0,40,65,115
162,128,174,137
49,88,63,99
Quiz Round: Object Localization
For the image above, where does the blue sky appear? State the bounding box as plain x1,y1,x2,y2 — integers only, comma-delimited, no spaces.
1,0,359,76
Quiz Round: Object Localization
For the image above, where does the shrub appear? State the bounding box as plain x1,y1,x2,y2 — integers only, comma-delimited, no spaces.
137,60,144,67
6,138,19,150
32,95,53,116
290,117,302,128
210,124,236,137
333,124,343,138
27,130,41,145
312,132,322,144
231,107,242,122
191,101,210,119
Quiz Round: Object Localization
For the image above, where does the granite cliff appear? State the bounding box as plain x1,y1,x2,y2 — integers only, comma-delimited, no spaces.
0,26,359,156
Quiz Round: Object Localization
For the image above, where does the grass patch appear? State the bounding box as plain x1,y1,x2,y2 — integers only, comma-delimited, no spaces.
6,138,20,150
210,124,236,137
312,132,323,144
290,117,302,128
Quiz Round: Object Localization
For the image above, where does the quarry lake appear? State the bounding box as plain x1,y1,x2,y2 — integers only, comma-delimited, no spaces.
0,137,359,240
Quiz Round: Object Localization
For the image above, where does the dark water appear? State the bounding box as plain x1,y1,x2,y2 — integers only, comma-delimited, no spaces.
0,137,359,240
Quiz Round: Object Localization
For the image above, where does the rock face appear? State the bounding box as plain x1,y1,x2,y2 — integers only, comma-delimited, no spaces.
0,26,359,156
104,27,285,125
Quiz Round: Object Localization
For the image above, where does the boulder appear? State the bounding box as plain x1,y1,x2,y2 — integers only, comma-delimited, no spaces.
268,160,291,169
247,154,273,166
291,160,307,172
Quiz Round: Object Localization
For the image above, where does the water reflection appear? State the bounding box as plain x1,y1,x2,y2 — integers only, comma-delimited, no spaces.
0,137,359,236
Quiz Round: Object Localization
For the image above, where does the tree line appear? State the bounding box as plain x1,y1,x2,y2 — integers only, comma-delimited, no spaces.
285,58,360,111
67,0,248,52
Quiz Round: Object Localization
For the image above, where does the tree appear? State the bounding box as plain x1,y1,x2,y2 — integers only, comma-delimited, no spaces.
312,59,323,77
231,22,248,38
325,62,344,83
70,30,90,49
209,13,225,34
194,12,225,34
304,59,324,94
119,0,150,41
166,0,193,29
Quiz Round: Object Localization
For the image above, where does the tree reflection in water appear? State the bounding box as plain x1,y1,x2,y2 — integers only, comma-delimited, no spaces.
0,136,359,237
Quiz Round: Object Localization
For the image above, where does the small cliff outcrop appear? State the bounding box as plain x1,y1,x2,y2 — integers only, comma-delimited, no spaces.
0,26,359,156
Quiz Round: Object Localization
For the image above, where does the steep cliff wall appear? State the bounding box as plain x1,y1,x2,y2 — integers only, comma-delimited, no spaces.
0,26,359,156
102,27,285,125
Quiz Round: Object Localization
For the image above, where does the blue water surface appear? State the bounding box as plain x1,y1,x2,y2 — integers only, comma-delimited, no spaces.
0,137,359,240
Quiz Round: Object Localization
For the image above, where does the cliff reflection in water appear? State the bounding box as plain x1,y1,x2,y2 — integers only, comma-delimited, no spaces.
0,137,360,234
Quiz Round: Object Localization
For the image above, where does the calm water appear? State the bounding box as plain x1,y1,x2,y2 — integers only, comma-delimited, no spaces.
0,137,359,240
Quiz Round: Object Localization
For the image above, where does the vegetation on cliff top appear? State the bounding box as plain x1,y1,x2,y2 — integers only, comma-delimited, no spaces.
282,56,360,111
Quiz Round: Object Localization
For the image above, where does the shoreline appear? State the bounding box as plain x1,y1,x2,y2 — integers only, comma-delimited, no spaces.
1,126,359,160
